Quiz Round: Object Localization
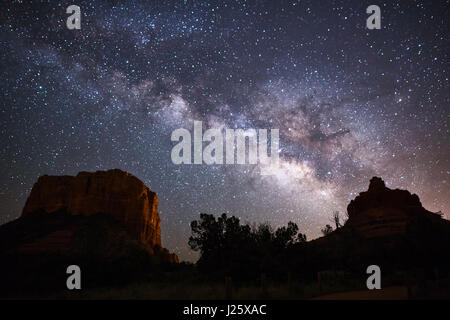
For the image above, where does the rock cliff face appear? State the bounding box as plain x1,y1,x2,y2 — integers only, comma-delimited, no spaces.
345,177,443,238
20,169,178,263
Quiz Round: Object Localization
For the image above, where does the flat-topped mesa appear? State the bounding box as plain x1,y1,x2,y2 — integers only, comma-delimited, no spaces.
345,177,443,238
22,169,161,251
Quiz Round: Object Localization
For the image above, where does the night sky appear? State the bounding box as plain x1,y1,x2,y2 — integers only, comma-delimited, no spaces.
1,1,449,261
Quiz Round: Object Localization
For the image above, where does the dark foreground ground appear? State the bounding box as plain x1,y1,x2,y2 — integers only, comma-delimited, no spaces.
3,265,449,300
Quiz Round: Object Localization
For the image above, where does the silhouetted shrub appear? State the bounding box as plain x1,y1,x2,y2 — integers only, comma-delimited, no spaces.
188,213,307,281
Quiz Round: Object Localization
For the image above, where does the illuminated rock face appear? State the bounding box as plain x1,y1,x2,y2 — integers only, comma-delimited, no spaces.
22,169,167,256
346,177,442,238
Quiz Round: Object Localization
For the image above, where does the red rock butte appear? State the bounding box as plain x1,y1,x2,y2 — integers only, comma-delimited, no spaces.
346,177,445,238
22,169,178,262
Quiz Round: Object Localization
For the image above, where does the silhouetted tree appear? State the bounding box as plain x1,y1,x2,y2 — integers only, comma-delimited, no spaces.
274,221,299,248
296,232,307,243
188,213,306,280
332,211,343,229
321,224,333,236
188,213,252,272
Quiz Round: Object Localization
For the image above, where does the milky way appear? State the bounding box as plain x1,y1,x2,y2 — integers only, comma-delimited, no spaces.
0,1,449,261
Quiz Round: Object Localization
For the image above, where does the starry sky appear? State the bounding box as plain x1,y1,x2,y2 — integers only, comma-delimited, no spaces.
0,0,449,261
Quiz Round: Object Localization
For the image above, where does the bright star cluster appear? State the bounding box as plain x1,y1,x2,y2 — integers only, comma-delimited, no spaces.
0,1,448,261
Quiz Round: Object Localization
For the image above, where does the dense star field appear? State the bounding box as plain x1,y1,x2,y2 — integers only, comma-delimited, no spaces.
0,1,449,261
